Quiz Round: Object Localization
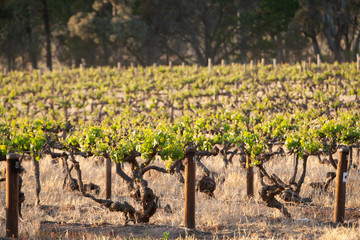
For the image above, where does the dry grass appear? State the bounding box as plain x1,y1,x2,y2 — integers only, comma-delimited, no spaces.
1,151,360,239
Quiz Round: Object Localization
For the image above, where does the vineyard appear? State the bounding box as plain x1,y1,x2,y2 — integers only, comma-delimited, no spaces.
1,62,360,239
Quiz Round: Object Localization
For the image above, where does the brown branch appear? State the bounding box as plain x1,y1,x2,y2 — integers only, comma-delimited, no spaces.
62,154,80,191
227,149,238,165
195,156,210,176
257,164,277,185
67,152,138,222
196,147,219,157
289,153,299,184
295,155,308,193
259,171,291,218
32,156,41,205
141,165,167,174
271,173,290,189
328,149,338,169
115,162,133,189
168,158,184,174
140,146,158,169
122,151,141,168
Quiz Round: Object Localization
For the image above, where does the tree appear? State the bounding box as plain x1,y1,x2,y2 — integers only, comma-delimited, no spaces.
241,0,300,62
42,0,52,70
298,0,360,62
0,0,42,70
173,0,239,65
296,0,323,57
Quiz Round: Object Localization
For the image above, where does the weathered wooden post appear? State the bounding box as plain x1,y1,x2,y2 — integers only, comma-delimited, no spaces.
221,59,225,66
334,148,349,223
208,58,212,73
317,54,321,69
246,155,254,198
302,60,306,71
308,57,311,70
357,54,359,72
6,153,20,238
184,147,196,229
117,62,121,72
105,156,112,200
38,69,42,81
273,58,276,68
169,61,172,70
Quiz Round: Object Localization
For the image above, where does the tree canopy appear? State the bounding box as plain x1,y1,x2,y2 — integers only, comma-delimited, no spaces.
0,0,360,70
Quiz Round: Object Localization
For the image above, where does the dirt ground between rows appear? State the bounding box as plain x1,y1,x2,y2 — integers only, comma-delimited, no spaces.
39,221,216,239
34,204,360,239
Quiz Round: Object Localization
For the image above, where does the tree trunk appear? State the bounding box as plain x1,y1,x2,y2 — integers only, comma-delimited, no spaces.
311,35,321,57
323,2,347,63
352,32,360,62
42,0,52,70
25,4,38,69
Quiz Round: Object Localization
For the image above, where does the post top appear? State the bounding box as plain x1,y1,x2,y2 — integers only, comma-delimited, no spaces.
6,153,20,160
185,147,197,155
339,147,349,153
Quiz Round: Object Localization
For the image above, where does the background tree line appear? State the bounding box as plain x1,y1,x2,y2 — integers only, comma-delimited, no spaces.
0,0,360,70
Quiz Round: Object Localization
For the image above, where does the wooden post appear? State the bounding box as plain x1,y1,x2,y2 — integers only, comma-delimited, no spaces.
117,62,121,72
357,54,359,71
334,148,349,223
250,60,253,72
6,153,20,238
184,147,196,229
317,54,321,69
261,58,264,66
243,64,246,74
169,61,172,70
308,57,311,70
208,58,212,73
246,155,254,198
273,58,276,68
105,156,111,200
302,61,306,71
221,59,225,66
